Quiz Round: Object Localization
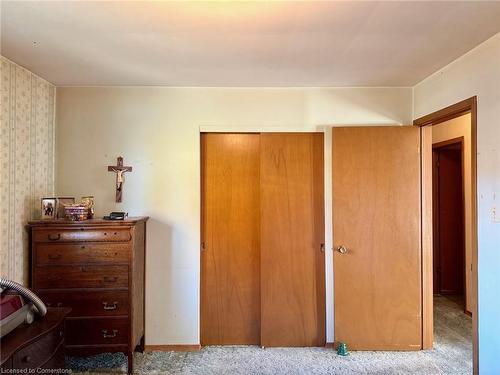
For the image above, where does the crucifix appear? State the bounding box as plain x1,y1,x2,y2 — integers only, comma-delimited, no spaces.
108,156,132,202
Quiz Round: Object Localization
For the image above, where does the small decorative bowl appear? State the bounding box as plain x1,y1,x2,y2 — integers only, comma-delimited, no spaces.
64,204,89,221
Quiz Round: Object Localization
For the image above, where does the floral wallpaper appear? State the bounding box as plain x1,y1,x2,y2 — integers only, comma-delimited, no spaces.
0,56,55,284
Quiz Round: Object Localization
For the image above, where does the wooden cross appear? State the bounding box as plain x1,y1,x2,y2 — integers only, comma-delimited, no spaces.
108,156,132,202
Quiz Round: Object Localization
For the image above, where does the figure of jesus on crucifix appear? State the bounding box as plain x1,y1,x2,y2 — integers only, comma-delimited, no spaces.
108,156,132,202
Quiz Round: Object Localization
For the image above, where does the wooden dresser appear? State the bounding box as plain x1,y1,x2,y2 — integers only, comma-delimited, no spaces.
28,217,148,374
1,307,71,371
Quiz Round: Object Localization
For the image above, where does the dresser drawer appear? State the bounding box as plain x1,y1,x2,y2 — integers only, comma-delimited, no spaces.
37,290,129,317
33,228,132,243
40,341,65,370
35,243,130,265
66,317,129,345
12,322,64,369
34,265,128,289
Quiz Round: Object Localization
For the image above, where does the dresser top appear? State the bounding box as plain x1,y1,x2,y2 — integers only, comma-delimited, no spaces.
28,216,149,227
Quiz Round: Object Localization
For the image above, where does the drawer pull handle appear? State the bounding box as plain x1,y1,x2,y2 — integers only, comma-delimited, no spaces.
102,329,118,338
48,233,61,241
103,301,118,310
23,356,31,363
81,245,86,249
103,276,118,283
48,253,62,260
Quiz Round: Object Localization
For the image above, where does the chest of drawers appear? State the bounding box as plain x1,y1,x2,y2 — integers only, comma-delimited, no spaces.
28,217,148,374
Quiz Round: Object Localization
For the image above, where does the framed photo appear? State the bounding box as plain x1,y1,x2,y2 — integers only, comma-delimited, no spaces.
41,198,57,220
57,197,75,219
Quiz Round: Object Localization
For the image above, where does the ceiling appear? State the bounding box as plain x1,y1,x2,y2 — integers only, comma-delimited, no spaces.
2,1,500,87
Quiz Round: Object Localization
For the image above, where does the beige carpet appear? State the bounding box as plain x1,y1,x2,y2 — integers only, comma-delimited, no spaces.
69,295,472,374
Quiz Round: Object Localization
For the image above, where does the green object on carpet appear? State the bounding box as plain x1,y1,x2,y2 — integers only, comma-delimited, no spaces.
337,342,349,356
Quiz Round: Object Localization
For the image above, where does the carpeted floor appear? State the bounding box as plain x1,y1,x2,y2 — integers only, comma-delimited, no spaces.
68,295,472,374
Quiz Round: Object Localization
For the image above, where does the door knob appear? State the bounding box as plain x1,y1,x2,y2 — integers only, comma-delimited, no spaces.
337,245,348,254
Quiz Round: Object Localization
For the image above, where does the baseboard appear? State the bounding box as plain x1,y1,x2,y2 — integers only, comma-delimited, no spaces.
145,344,201,352
147,343,336,351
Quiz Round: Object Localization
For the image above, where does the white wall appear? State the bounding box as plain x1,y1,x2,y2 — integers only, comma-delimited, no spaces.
432,113,473,313
414,33,500,374
55,87,412,345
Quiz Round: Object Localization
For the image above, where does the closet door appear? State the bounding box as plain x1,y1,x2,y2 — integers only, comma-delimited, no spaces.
201,133,261,345
260,133,325,347
332,127,421,350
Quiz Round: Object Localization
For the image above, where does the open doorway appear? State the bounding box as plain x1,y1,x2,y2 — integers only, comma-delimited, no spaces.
432,138,466,310
431,119,473,371
415,97,477,373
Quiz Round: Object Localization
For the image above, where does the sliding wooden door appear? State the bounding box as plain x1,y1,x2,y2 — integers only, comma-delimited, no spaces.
332,127,421,350
201,132,325,347
260,133,325,347
201,133,261,345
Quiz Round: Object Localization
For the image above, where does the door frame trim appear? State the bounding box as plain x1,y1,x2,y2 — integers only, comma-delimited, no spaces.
414,96,478,373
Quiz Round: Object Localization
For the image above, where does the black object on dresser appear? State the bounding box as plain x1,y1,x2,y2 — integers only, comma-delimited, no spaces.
1,307,71,371
28,217,148,374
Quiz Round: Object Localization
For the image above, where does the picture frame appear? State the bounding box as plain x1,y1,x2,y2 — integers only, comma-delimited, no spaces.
56,197,75,219
41,198,57,220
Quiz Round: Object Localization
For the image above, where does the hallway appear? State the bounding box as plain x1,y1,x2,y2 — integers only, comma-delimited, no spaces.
432,295,473,371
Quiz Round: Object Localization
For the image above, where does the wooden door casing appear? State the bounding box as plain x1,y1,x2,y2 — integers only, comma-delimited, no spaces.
200,133,261,345
332,127,422,350
260,133,326,347
414,97,478,371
